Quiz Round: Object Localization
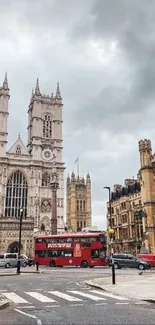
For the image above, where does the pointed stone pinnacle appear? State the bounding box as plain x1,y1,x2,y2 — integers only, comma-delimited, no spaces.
4,72,8,84
56,82,61,99
3,71,9,90
35,78,41,95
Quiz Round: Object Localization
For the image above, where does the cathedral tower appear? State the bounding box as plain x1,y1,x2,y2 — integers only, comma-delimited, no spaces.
139,139,155,252
66,173,92,232
27,80,63,162
0,73,10,156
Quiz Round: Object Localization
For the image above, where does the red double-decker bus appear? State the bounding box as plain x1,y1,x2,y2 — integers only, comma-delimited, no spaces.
34,232,108,268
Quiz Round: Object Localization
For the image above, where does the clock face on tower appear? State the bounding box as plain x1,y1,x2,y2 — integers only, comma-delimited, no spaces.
42,149,52,161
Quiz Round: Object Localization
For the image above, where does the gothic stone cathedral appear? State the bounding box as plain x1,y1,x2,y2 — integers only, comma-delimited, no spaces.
0,74,65,256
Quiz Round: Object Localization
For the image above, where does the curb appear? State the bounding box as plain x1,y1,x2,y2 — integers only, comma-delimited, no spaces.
0,300,10,310
84,280,106,291
85,280,155,303
0,271,41,276
0,273,20,276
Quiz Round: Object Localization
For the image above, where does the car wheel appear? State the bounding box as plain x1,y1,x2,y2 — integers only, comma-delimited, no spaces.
114,263,119,269
22,262,27,268
81,260,88,268
5,263,10,268
138,264,145,270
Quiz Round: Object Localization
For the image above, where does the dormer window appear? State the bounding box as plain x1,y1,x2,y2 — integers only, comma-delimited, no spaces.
16,145,21,155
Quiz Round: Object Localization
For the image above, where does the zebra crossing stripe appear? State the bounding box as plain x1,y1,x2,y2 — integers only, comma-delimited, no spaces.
90,290,129,301
48,291,83,302
2,292,30,304
25,292,57,303
68,291,106,301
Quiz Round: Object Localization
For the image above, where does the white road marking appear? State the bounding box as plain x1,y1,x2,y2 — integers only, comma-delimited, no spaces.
48,291,83,302
17,306,35,309
0,290,7,292
90,290,129,301
95,303,107,305
115,302,129,305
15,309,42,325
2,292,30,304
69,291,106,301
45,305,60,308
75,282,83,287
25,292,57,303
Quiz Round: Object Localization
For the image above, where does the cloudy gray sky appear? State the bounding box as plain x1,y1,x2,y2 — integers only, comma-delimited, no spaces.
1,0,155,229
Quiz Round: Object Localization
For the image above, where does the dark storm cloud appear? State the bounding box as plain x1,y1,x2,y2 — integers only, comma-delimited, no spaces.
73,0,155,131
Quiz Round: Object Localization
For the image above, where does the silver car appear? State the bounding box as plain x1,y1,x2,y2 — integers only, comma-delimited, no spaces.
0,253,28,268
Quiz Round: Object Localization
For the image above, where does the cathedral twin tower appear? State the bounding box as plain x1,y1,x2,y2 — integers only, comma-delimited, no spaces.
0,73,65,255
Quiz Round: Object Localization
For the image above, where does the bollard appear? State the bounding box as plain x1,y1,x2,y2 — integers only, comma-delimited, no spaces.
36,262,39,271
112,262,116,284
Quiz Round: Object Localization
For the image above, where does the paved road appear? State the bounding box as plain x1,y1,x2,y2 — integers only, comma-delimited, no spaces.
0,267,155,324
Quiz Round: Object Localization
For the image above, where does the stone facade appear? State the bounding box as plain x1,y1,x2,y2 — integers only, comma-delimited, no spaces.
66,172,92,232
107,138,155,255
0,74,65,256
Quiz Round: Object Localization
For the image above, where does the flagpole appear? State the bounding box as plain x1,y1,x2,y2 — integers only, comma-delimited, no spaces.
77,157,79,176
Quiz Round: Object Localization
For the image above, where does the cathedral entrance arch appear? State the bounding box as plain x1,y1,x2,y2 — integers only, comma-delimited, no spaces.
7,242,23,254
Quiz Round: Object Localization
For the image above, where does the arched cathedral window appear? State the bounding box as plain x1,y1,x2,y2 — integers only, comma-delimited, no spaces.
42,172,50,187
16,145,21,155
43,115,52,138
5,171,28,218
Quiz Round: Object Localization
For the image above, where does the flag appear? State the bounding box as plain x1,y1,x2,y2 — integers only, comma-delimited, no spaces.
74,157,78,164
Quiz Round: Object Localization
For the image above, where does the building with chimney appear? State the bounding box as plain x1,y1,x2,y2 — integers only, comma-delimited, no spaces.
0,74,65,256
106,139,155,255
66,173,92,232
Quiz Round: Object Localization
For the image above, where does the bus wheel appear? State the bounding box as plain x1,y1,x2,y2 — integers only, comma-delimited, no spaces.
89,266,94,268
49,260,56,267
81,260,88,268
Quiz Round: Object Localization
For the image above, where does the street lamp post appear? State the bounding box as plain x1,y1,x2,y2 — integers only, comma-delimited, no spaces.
104,186,115,285
17,208,23,274
50,169,59,235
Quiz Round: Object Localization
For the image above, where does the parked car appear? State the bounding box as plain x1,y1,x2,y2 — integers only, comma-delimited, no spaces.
108,253,151,270
0,253,28,268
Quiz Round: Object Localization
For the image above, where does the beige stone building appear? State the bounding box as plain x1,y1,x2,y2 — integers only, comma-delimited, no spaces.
66,173,92,232
0,74,65,256
107,139,155,255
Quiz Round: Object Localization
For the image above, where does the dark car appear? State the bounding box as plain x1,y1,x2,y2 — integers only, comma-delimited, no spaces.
108,253,151,270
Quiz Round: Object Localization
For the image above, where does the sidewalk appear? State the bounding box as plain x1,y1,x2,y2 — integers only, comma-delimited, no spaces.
85,273,155,302
0,266,41,276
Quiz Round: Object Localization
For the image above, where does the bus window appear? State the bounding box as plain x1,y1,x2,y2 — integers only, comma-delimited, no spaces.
47,238,59,243
48,251,58,257
91,250,99,258
88,237,97,242
35,250,46,257
36,238,46,243
58,238,67,243
64,250,73,257
66,237,73,242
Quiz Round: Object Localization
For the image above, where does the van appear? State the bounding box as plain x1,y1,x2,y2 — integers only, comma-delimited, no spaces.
0,253,28,268
137,254,155,267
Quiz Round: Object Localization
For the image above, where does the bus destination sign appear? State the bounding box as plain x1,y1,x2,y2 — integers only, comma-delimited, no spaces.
47,243,72,248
